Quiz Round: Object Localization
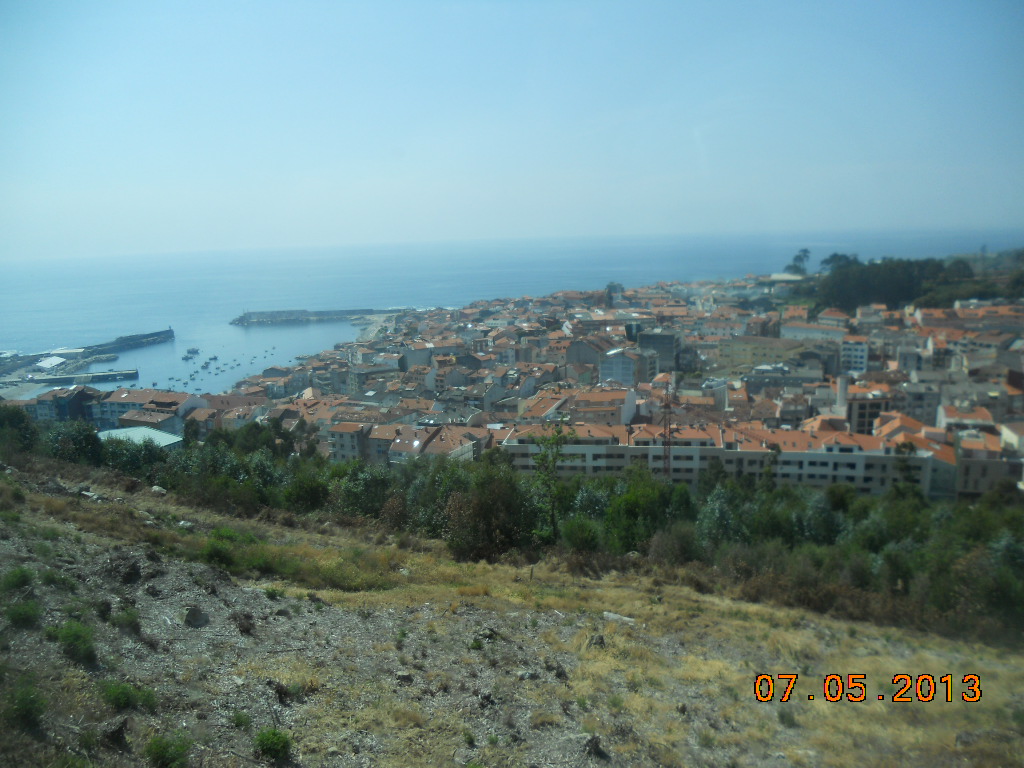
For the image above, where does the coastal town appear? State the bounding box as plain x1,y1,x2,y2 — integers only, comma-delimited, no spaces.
3,268,1023,501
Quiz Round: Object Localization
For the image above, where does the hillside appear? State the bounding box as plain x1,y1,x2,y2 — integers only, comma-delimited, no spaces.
1,461,1022,768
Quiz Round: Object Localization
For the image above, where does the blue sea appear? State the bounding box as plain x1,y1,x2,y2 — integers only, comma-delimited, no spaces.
2,229,1021,397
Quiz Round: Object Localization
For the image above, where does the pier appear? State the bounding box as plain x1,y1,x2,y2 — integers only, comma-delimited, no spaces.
29,369,140,386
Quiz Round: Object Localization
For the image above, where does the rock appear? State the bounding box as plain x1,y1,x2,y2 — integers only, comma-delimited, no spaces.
518,670,540,681
102,717,131,751
178,520,193,529
230,610,255,635
107,555,141,584
151,485,167,496
543,658,568,680
602,611,636,624
475,626,501,643
583,734,608,759
395,671,414,685
184,607,209,628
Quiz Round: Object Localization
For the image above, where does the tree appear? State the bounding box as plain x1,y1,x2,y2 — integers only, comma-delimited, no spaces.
46,420,102,466
784,249,810,276
531,422,575,540
0,405,36,459
820,252,859,273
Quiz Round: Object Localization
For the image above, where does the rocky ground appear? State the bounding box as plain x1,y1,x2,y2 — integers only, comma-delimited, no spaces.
1,462,1022,767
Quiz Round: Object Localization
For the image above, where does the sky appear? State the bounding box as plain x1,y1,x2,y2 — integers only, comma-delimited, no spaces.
1,0,1022,262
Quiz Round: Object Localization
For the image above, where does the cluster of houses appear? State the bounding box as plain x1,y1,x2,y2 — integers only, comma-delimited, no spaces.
4,273,1022,500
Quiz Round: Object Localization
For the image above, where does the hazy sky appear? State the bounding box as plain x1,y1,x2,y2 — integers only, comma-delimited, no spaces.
1,0,1022,261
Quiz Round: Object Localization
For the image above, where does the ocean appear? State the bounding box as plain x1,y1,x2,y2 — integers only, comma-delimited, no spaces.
2,229,1021,398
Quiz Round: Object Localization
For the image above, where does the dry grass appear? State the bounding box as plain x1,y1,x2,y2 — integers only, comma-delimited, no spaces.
3,473,1020,768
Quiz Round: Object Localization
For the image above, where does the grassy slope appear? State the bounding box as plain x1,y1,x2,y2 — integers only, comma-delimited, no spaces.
0,463,1021,767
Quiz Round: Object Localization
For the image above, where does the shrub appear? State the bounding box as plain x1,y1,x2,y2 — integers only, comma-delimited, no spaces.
5,599,42,628
648,521,701,565
0,566,33,592
561,516,602,553
111,608,142,635
54,620,97,664
254,728,291,762
144,732,193,768
201,538,236,567
40,568,77,592
3,680,46,730
230,709,252,729
100,680,157,711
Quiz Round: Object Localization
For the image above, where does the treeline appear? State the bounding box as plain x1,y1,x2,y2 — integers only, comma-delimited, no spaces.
2,406,1023,643
804,251,1024,311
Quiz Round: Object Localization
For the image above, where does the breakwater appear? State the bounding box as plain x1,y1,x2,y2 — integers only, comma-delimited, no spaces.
230,309,396,326
83,328,174,355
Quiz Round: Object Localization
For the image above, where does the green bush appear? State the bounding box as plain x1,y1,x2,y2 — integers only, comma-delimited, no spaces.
230,709,252,729
2,680,46,730
54,620,97,664
144,732,193,768
111,608,142,635
254,728,291,761
0,566,33,592
201,538,236,567
40,568,78,592
561,516,602,553
100,680,157,711
5,599,42,628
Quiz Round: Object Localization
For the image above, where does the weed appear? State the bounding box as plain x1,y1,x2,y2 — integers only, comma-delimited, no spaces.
529,711,560,729
79,727,101,753
100,680,157,711
53,620,97,664
576,695,590,711
396,627,408,650
487,734,499,746
40,568,77,592
144,732,193,768
210,525,259,544
264,587,284,600
230,709,252,729
697,728,716,747
5,599,42,628
254,728,291,762
463,728,476,747
2,679,46,730
33,541,54,559
111,608,142,635
607,693,625,711
40,498,67,515
0,566,33,592
777,708,799,728
392,707,425,728
469,637,483,651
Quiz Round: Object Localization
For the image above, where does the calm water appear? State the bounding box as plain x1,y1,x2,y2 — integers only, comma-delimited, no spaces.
2,229,1021,396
